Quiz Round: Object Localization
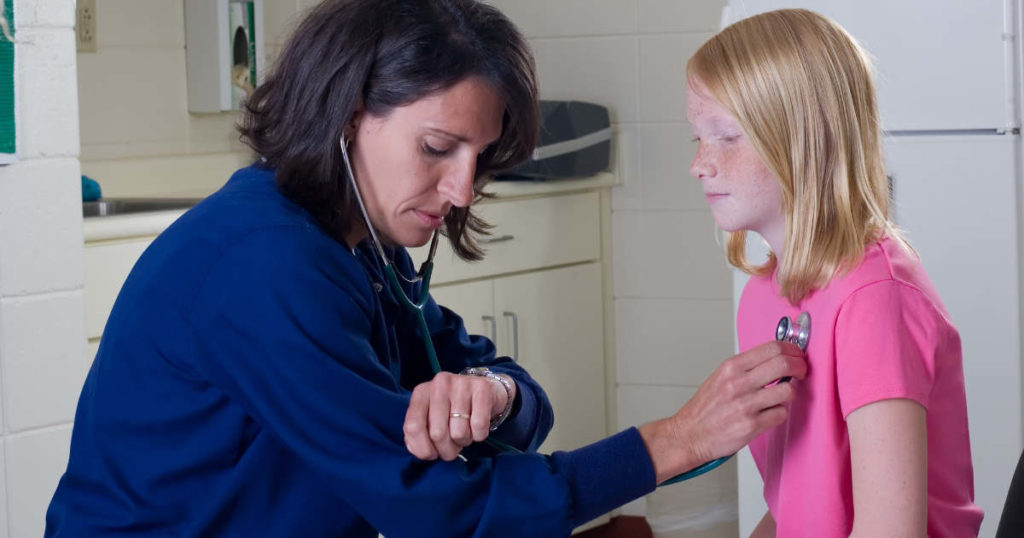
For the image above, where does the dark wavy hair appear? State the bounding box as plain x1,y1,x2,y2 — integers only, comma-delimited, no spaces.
238,0,539,260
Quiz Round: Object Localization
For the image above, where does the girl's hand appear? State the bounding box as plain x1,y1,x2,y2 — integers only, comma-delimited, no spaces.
403,371,514,461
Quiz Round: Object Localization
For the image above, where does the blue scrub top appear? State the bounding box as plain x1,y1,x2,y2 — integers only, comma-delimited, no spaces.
46,165,655,537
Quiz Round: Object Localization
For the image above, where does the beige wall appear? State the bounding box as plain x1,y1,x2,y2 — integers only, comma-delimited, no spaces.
77,0,319,197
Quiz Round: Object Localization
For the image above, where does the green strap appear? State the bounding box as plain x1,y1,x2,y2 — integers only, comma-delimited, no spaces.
0,0,14,157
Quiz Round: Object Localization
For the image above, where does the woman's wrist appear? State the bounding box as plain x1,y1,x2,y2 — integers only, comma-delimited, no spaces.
461,367,516,430
638,418,702,484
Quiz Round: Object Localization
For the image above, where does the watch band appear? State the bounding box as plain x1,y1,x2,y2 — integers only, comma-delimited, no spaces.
461,367,515,431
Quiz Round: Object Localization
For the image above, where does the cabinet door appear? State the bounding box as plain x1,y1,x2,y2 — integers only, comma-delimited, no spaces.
84,238,155,339
429,280,496,343
493,263,605,453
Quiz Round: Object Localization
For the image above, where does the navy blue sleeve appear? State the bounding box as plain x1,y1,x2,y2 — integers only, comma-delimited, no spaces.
393,247,554,452
188,227,656,536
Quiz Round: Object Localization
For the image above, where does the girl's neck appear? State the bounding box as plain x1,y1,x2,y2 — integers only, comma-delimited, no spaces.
759,224,786,261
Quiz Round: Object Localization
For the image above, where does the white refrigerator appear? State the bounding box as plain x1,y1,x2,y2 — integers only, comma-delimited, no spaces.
723,1,1024,536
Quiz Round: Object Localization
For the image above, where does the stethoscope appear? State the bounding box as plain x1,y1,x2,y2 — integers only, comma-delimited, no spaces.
339,135,518,454
340,133,812,483
660,311,811,486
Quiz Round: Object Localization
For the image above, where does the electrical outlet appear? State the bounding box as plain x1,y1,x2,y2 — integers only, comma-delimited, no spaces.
76,0,97,53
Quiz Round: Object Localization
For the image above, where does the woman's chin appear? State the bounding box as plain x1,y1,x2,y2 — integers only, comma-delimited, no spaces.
394,230,436,249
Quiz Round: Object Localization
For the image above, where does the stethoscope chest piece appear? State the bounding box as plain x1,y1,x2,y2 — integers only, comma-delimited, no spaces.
776,311,811,351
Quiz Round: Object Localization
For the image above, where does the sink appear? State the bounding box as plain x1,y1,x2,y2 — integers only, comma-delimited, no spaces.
83,198,202,218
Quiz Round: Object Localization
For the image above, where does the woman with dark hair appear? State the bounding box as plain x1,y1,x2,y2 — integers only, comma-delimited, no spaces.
46,1,804,536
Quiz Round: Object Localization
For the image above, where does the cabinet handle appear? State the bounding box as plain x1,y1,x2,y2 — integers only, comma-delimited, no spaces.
502,311,519,362
481,315,497,343
479,234,515,244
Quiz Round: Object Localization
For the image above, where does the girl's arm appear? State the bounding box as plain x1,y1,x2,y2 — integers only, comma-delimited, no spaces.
847,398,927,538
750,510,775,538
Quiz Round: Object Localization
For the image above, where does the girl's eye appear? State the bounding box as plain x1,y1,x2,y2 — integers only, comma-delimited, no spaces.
690,137,700,143
422,143,450,157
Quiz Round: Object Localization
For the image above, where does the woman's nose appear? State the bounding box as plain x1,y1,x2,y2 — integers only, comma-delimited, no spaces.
690,144,714,180
439,159,476,208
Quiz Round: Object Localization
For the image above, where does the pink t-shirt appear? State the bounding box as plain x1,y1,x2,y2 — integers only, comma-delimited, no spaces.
738,238,983,537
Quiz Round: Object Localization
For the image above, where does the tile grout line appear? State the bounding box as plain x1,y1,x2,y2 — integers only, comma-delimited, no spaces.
0,288,82,302
5,422,73,441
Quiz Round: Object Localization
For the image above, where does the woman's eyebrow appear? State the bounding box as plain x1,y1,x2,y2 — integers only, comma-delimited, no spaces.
424,126,501,147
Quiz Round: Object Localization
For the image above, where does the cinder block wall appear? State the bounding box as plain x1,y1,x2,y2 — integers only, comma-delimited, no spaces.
0,0,86,536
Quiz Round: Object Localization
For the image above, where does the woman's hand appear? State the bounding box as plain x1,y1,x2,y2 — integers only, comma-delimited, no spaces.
403,371,515,461
639,341,807,483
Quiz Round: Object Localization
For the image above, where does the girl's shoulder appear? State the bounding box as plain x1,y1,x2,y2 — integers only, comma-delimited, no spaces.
823,238,952,323
817,238,923,298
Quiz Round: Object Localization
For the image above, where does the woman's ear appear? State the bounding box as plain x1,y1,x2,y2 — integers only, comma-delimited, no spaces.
345,107,364,143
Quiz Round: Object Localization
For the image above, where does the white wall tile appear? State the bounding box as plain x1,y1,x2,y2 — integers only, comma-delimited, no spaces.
611,123,642,210
638,123,705,210
18,29,79,159
486,0,636,38
0,361,4,433
616,298,733,386
264,0,301,45
79,140,192,162
531,37,639,123
5,427,72,538
98,0,184,48
77,48,188,148
638,33,712,123
612,210,731,299
187,112,247,155
13,0,35,27
15,0,75,28
33,0,75,28
1,292,88,432
16,26,74,67
617,384,738,531
0,442,7,538
638,0,725,34
0,159,84,296
618,383,696,430
646,458,738,534
81,152,248,198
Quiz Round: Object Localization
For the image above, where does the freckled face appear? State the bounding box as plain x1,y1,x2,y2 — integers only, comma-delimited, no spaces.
346,76,504,248
686,78,784,246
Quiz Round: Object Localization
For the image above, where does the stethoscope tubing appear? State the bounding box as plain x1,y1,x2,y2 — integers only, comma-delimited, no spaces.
341,135,519,454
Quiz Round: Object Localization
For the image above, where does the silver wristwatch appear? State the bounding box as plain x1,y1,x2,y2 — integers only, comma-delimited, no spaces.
461,367,515,431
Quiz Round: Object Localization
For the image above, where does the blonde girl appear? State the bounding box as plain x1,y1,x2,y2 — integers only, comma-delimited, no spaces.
686,9,984,537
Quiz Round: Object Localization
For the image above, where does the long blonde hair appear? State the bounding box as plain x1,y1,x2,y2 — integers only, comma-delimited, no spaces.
687,9,909,304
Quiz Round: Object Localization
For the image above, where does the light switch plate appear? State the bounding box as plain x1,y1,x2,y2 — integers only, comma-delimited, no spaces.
76,0,97,53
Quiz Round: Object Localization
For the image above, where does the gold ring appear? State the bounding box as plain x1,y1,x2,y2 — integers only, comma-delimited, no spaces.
450,412,470,420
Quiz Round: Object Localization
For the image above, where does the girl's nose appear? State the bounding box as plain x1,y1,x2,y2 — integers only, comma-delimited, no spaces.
690,144,715,180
